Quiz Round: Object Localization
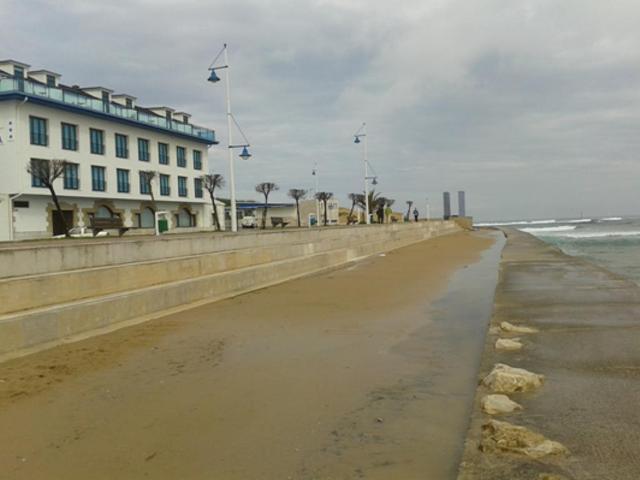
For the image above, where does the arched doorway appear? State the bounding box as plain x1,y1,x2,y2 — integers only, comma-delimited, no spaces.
138,207,155,228
95,205,115,219
176,207,195,228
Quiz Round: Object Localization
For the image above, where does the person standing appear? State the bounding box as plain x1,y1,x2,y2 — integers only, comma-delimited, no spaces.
384,204,393,224
413,208,419,222
377,204,384,224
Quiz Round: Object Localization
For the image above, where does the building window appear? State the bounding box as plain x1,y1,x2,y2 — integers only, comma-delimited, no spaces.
91,166,106,191
102,91,110,113
178,176,188,197
64,163,79,190
138,138,150,161
176,208,195,228
137,207,155,228
46,75,56,87
115,134,128,159
126,98,133,109
29,116,48,146
14,66,24,79
177,146,186,167
30,159,48,187
90,128,105,155
194,178,203,198
139,171,152,195
193,150,202,170
160,174,170,196
117,169,130,193
158,142,169,165
61,123,78,151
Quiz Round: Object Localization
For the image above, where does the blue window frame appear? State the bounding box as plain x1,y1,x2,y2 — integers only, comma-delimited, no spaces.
64,163,79,190
194,177,203,198
30,159,48,187
138,138,150,161
177,146,186,167
90,128,105,155
46,75,56,87
160,174,170,196
91,166,106,191
115,133,128,158
158,142,169,165
117,169,130,193
61,123,77,151
193,150,202,170
178,176,188,197
139,171,151,194
29,116,48,146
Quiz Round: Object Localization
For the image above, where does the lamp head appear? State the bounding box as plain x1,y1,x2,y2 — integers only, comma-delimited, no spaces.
207,69,221,83
372,177,378,185
239,146,252,160
354,136,360,144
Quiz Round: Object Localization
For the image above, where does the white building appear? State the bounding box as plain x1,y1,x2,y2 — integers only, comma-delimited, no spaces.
0,59,222,241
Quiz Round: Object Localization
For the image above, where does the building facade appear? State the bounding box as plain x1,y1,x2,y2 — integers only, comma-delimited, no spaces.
0,59,220,241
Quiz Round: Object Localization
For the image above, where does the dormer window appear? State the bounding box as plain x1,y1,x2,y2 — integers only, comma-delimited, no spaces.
46,75,55,87
166,111,172,122
14,66,24,79
126,98,133,109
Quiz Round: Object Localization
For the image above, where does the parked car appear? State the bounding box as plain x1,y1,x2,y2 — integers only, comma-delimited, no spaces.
240,215,257,228
53,227,108,239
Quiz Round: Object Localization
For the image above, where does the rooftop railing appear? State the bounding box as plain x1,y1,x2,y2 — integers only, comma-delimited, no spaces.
0,78,216,143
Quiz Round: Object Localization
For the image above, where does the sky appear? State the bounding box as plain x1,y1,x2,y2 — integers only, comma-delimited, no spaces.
2,0,640,220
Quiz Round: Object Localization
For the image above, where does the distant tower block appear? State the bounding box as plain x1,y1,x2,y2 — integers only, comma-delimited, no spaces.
443,192,451,220
458,190,466,217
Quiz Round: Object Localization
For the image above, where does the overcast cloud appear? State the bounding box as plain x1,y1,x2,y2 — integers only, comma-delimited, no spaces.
3,0,640,220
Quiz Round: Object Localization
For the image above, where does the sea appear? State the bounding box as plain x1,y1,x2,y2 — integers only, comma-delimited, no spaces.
475,216,640,284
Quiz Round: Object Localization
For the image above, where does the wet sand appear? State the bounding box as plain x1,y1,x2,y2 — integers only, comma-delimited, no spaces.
0,230,498,480
457,229,640,480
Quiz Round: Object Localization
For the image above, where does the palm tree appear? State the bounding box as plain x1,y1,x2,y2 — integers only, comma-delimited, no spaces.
287,188,307,227
406,201,413,222
255,182,279,229
203,174,225,230
356,189,382,217
347,193,361,224
315,191,333,226
26,159,70,237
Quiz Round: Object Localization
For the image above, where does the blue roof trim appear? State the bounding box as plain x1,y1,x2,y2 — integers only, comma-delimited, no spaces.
0,92,218,145
234,202,294,209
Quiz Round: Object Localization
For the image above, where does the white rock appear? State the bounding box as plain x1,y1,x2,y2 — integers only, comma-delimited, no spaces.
482,363,544,394
480,419,568,459
495,338,523,351
481,394,523,415
500,321,538,334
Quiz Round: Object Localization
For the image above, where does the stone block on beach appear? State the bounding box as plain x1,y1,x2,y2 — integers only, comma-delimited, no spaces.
500,321,538,334
495,337,523,351
482,363,544,393
481,394,523,415
480,419,568,459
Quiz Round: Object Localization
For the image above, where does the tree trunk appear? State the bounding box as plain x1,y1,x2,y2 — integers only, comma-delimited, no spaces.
348,202,355,224
48,185,70,237
323,200,328,226
209,191,221,231
262,194,268,229
295,199,301,227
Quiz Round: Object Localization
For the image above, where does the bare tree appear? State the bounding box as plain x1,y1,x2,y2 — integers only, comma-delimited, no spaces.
26,159,70,237
315,191,333,226
255,182,279,229
287,188,307,227
406,201,413,222
203,174,225,230
139,170,157,209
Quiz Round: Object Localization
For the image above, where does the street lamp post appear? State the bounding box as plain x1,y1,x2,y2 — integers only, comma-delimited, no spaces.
208,44,252,233
354,123,377,225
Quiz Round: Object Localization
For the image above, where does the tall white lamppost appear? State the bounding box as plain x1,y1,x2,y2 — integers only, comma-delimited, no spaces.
207,44,252,232
354,123,377,225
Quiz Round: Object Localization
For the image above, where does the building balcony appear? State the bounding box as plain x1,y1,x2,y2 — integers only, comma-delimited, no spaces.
0,78,216,144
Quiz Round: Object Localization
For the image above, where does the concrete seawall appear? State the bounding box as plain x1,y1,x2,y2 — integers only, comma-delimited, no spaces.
0,221,460,361
457,228,640,480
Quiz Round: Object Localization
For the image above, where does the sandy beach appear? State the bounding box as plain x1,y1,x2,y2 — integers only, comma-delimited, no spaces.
0,230,498,479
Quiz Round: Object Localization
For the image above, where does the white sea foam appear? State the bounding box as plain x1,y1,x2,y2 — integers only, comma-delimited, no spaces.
520,226,576,233
566,218,592,223
563,230,640,239
475,219,557,227
528,219,556,225
601,217,623,221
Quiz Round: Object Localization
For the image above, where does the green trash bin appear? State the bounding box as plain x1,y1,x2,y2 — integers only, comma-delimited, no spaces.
158,218,169,233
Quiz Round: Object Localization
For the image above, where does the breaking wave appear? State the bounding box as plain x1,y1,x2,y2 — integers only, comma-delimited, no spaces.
601,217,622,222
566,218,592,223
520,226,576,233
562,230,640,239
475,219,556,227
